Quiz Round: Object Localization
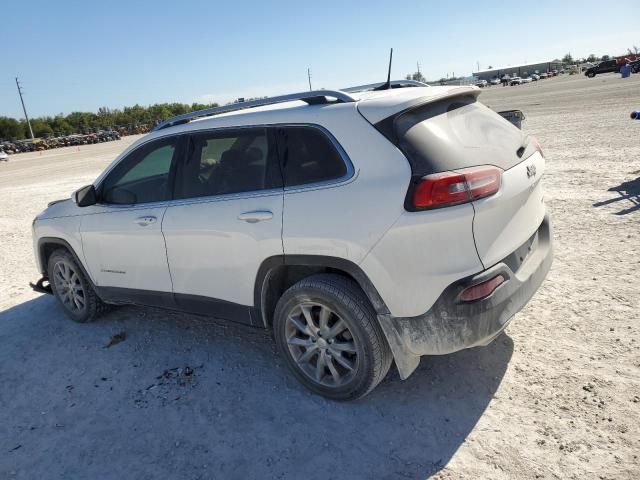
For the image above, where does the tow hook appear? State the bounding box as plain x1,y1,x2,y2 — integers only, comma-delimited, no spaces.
30,277,52,295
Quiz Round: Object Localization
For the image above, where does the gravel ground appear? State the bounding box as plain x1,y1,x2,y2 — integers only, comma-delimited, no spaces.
1,73,639,479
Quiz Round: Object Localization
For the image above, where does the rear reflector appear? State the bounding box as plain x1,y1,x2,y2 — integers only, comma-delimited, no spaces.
460,274,505,302
412,166,502,210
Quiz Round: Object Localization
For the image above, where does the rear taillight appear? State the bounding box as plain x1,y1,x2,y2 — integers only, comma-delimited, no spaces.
411,166,502,210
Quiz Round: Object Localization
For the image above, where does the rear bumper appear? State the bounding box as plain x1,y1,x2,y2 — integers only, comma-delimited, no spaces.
379,215,553,379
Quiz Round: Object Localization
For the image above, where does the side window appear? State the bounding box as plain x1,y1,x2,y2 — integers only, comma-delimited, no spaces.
277,127,347,187
178,128,279,199
101,137,177,205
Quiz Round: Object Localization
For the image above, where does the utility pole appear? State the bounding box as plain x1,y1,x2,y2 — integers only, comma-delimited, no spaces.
417,61,421,75
307,68,312,91
15,77,34,139
477,61,480,73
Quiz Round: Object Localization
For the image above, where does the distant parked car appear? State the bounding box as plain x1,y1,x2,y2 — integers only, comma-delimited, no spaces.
475,79,488,88
510,77,523,85
521,77,533,83
629,59,640,74
539,73,548,79
584,60,620,78
0,150,8,162
490,77,501,85
531,74,540,81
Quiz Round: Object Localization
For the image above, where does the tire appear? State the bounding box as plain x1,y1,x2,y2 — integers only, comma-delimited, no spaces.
587,72,595,78
273,274,392,400
47,249,108,323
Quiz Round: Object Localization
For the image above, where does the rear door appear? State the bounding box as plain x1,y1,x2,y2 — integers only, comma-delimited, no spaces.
276,126,354,258
161,127,283,323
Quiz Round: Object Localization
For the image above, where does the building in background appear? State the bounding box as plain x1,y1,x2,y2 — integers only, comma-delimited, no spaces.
474,60,563,80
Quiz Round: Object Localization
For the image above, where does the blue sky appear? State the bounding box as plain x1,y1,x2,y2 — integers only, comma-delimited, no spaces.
1,0,638,118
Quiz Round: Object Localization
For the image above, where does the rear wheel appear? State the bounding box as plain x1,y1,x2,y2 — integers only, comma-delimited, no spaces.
274,274,392,400
48,249,107,323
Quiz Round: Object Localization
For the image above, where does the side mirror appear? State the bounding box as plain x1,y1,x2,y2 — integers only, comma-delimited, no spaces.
74,185,97,207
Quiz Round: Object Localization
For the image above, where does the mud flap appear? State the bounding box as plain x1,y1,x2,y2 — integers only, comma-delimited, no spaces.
377,313,421,380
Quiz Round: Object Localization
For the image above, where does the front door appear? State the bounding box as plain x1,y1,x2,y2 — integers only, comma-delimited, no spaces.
80,136,181,300
162,127,283,323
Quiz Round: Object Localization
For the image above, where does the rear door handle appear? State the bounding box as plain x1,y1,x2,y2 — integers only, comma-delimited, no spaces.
238,210,273,223
134,216,157,226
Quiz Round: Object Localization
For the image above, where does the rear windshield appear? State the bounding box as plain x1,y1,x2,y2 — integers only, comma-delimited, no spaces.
390,95,526,176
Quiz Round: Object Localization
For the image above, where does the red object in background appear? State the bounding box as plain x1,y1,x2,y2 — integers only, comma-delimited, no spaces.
615,54,640,65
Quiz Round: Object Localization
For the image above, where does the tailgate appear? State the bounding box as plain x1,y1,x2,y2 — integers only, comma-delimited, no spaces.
365,88,547,270
471,152,546,268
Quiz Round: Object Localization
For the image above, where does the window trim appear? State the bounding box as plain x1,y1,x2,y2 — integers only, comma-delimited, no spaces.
275,124,355,192
93,123,355,208
95,135,185,207
172,123,354,203
174,126,281,202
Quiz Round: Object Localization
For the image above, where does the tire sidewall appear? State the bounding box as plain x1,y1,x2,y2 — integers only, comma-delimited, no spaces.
274,285,378,400
48,251,94,323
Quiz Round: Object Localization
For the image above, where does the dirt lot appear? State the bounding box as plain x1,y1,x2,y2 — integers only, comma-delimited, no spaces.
1,73,639,479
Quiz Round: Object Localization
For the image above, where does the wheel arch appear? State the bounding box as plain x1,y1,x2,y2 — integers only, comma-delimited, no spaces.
38,237,95,287
255,255,390,328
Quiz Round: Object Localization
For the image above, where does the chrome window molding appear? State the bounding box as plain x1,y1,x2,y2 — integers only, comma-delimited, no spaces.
276,124,356,193
94,123,355,209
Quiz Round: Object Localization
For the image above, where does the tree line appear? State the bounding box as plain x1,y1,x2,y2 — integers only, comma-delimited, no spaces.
562,53,613,64
0,101,219,141
562,45,639,65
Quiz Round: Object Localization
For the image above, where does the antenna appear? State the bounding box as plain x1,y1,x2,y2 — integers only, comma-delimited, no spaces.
373,48,393,91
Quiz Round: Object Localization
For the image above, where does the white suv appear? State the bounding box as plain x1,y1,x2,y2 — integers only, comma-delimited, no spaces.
32,81,552,400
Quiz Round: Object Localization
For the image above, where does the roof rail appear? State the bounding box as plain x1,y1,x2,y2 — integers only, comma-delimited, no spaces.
153,90,356,131
342,79,429,93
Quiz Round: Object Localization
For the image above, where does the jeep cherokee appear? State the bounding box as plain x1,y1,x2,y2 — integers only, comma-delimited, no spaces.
32,81,552,400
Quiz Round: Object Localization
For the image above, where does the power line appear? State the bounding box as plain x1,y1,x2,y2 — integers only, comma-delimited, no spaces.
15,77,34,139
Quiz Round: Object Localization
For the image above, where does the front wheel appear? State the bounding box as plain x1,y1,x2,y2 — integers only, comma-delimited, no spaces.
48,249,107,323
274,274,392,400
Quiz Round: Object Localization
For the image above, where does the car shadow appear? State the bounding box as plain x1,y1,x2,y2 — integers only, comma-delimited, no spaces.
1,294,513,480
593,176,640,215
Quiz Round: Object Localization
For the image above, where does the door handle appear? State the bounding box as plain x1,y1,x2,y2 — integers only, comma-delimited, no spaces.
237,210,273,223
134,216,157,226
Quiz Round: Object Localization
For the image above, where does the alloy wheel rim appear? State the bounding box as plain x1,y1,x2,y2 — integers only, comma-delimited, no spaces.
285,302,358,388
52,261,86,312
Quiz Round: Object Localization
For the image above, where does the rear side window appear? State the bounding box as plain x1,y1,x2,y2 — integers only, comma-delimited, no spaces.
276,127,347,187
177,128,280,199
